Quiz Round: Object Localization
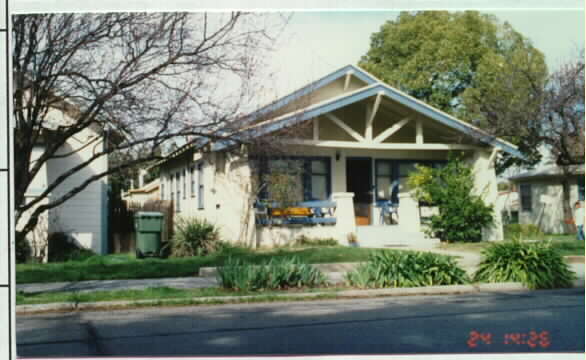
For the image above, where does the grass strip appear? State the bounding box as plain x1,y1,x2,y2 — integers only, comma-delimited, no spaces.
17,246,397,284
16,286,343,305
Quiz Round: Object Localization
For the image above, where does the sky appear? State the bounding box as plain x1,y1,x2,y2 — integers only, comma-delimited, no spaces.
257,10,585,104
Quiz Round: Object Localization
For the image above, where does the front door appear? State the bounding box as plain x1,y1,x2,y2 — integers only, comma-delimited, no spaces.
346,158,372,225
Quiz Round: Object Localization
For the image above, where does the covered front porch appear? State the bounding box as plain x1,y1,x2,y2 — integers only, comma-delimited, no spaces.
246,65,508,246
252,146,453,248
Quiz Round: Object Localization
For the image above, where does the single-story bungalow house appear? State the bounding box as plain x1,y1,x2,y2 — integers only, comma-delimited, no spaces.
508,164,585,234
18,100,111,257
157,65,523,248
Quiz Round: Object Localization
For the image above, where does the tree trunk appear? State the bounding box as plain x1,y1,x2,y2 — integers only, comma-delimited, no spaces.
562,176,576,234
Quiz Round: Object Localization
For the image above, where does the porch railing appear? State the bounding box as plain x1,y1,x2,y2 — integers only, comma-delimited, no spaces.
254,200,337,226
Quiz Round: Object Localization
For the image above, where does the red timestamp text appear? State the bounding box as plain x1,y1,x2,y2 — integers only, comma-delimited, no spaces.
467,330,550,349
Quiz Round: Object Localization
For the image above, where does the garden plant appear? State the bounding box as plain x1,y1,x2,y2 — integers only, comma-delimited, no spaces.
345,250,469,288
473,239,576,289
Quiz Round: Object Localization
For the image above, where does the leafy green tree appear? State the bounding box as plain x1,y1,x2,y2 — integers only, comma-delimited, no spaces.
359,11,548,171
408,156,494,242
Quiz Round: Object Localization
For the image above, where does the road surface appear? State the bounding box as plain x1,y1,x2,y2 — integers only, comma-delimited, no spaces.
17,288,585,357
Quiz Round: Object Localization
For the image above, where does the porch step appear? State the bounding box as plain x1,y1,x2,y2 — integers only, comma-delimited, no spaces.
356,225,439,249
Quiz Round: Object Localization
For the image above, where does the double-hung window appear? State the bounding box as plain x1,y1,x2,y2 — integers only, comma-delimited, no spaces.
170,176,174,207
375,160,394,202
519,183,532,212
182,169,187,199
175,172,181,212
190,166,196,197
309,159,329,201
375,160,446,204
197,163,204,209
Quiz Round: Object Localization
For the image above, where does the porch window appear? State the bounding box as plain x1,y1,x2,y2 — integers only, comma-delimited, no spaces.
310,159,329,200
375,160,446,202
375,161,394,201
256,157,331,202
579,177,585,201
520,183,532,212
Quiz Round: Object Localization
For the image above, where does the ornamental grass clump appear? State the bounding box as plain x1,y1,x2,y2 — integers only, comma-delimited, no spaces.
473,240,576,289
345,251,469,288
217,257,327,291
168,217,221,257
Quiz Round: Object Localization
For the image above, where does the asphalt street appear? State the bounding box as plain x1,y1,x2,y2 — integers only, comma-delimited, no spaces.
16,288,585,357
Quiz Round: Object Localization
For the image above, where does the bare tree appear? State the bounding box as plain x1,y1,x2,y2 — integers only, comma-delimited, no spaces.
540,53,585,230
13,12,287,243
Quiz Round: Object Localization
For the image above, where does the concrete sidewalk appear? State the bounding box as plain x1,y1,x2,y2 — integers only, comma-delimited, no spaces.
16,272,347,294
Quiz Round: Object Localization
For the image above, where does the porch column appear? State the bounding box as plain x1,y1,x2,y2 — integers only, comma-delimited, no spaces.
470,149,504,241
398,193,421,232
332,192,356,245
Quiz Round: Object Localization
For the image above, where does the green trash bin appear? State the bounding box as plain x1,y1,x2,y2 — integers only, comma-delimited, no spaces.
134,211,165,258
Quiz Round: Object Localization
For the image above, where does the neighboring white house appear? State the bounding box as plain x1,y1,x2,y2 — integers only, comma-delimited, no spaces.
508,164,585,234
121,167,161,205
17,101,110,256
156,65,524,248
122,178,160,205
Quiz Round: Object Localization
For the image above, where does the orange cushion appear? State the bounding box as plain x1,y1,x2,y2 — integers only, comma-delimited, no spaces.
271,207,312,217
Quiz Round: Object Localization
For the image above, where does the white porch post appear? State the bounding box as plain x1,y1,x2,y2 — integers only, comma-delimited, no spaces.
332,192,356,245
470,149,504,241
398,193,421,232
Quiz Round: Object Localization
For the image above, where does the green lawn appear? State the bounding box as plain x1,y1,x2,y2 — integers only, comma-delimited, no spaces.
16,246,394,284
438,234,584,257
16,286,344,305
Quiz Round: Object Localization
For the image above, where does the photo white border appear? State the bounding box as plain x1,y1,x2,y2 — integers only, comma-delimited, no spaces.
3,1,585,360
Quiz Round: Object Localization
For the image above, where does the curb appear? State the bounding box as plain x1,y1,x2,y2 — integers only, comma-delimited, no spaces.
16,281,545,315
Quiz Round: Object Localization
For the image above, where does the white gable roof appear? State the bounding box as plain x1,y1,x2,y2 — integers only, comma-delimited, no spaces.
161,64,524,163
214,65,523,159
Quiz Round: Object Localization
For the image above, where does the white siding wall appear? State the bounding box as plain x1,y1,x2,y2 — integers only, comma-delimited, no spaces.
46,126,107,254
518,178,580,234
18,146,50,260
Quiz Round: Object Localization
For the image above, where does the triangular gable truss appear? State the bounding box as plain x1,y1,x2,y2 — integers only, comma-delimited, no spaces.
215,75,523,159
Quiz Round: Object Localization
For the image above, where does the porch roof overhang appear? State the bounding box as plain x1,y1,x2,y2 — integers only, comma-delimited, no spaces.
213,82,524,159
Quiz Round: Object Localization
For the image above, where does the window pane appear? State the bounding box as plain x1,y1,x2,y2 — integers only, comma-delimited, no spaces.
376,176,391,199
520,184,532,211
311,160,327,174
311,175,327,200
377,161,392,176
399,162,418,177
